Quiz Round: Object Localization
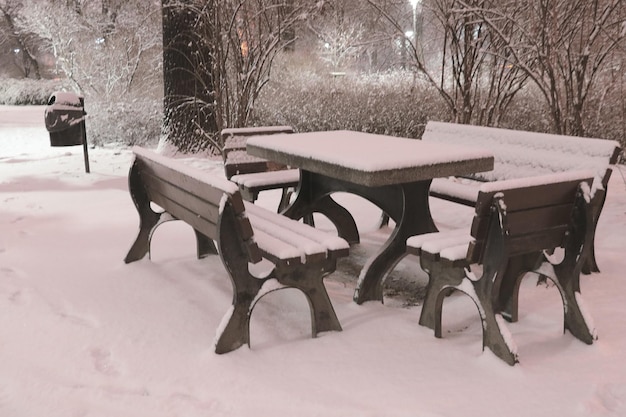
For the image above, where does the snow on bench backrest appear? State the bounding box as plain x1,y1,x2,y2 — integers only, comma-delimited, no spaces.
423,121,621,184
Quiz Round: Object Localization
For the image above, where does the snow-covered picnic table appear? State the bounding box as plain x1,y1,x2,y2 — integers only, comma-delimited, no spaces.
246,130,494,304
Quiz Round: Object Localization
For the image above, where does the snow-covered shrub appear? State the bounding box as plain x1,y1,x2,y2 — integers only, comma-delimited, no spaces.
85,99,162,147
252,69,448,139
0,78,72,105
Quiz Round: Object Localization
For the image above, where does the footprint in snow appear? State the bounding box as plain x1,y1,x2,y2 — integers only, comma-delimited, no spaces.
90,347,121,377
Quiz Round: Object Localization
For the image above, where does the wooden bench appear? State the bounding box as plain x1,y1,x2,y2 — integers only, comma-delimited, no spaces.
423,121,622,274
406,171,598,365
124,147,349,354
222,126,300,211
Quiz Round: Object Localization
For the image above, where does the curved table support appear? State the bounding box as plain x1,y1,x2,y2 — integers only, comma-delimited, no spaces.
281,170,438,304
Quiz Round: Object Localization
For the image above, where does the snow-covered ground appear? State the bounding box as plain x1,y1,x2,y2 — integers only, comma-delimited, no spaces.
1,105,626,417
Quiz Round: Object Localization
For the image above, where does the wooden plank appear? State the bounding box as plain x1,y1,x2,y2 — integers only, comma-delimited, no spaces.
474,180,582,217
142,172,221,225
224,161,271,179
148,190,219,239
137,156,241,215
471,204,573,239
507,227,568,256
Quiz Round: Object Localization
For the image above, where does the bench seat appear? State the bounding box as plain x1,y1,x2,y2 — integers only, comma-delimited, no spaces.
244,201,348,266
231,169,300,201
222,126,297,211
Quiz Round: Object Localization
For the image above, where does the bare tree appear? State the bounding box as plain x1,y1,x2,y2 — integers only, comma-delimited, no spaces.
307,1,368,71
474,0,626,136
160,0,323,153
20,0,161,97
161,0,216,152
367,0,529,125
0,0,41,78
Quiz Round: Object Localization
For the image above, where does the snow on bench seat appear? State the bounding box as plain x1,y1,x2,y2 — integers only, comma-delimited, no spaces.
231,168,300,189
423,121,621,185
244,201,348,266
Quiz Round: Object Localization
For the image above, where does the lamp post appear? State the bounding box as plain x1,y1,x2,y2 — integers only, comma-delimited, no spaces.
408,0,420,44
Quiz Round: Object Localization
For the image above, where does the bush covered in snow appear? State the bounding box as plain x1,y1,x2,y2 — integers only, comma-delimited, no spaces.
252,65,625,152
0,78,73,105
252,70,448,139
85,99,163,147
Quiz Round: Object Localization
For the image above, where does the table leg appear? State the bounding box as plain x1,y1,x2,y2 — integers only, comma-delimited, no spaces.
281,171,437,304
281,171,360,244
353,181,437,304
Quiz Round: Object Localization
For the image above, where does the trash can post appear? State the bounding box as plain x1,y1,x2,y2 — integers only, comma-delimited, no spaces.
79,96,90,173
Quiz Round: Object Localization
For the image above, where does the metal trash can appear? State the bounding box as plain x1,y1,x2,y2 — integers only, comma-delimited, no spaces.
43,91,90,173
44,92,86,147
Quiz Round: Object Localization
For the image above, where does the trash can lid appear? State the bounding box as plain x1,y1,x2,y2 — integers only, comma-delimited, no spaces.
48,92,83,107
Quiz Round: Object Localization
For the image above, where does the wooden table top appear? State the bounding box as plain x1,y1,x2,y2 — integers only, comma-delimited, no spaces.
247,130,494,187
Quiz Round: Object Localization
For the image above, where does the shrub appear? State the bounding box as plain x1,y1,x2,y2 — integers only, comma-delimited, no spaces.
0,78,73,105
252,70,449,139
252,64,625,153
84,98,162,147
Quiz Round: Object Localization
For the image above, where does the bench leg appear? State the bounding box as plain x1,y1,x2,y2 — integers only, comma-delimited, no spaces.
215,263,342,354
470,272,519,365
215,209,341,354
418,258,464,333
275,262,342,335
581,187,606,274
215,274,266,354
498,253,544,323
277,188,293,213
418,259,519,365
125,161,163,263
124,209,161,263
541,265,597,345
194,230,217,259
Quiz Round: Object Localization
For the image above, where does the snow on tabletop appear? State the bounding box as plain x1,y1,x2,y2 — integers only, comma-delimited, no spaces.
132,146,239,195
247,130,493,172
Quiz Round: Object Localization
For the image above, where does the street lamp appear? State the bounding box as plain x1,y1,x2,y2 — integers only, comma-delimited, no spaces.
408,0,421,43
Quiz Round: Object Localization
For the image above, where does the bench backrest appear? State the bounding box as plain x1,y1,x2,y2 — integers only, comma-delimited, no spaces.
221,126,294,179
466,171,593,264
423,121,621,186
131,147,262,263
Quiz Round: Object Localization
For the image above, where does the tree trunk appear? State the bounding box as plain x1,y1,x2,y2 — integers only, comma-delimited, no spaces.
161,0,217,152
